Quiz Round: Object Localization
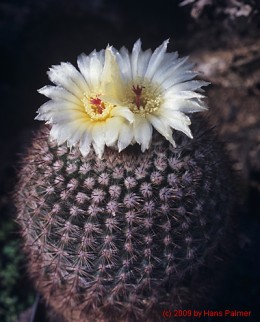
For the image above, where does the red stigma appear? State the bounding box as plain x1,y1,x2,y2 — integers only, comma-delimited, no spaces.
132,85,144,108
90,97,105,114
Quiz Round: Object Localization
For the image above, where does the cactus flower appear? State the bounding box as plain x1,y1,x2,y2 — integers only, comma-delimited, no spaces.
115,39,209,151
36,40,209,157
36,47,134,158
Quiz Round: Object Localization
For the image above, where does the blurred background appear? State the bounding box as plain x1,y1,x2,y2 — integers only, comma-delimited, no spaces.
0,0,259,321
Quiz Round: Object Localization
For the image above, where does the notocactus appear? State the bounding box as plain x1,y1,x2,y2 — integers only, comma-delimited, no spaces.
14,40,235,322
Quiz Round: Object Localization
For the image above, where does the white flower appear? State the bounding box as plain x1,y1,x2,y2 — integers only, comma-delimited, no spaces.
36,47,134,158
36,40,209,158
113,39,209,152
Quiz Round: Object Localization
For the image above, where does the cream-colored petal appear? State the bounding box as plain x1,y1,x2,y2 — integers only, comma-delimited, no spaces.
167,80,210,92
35,100,83,121
161,98,208,113
67,121,91,147
104,117,122,146
77,50,105,89
160,71,198,90
160,110,193,138
79,129,93,156
145,39,169,79
164,90,205,100
47,110,88,124
101,47,118,84
146,114,176,146
117,122,134,152
50,123,72,145
131,39,142,79
91,123,106,158
150,52,180,82
117,46,132,80
136,48,152,79
38,86,82,105
133,115,153,151
52,118,91,145
130,40,152,79
48,62,88,96
110,106,134,123
101,47,125,99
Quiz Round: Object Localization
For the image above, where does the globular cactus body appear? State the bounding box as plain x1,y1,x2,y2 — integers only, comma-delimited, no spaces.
15,117,233,322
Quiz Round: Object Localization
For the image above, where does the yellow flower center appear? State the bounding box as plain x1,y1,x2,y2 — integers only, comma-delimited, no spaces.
123,79,162,115
82,93,115,121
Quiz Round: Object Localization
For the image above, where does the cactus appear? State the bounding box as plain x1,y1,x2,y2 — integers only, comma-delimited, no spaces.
14,40,235,321
14,114,234,322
